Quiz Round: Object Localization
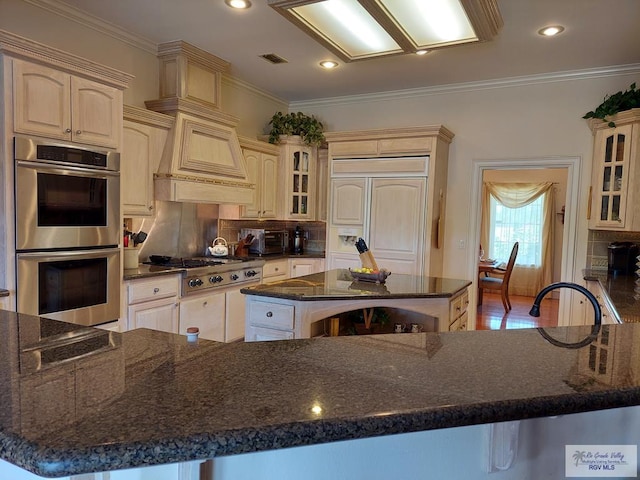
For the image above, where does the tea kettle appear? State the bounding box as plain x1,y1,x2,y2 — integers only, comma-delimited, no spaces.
209,237,229,257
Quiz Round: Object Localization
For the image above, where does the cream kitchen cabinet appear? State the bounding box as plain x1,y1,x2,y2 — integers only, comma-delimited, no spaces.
179,291,226,342
316,147,329,221
587,109,640,231
179,287,249,342
245,299,295,342
125,274,180,333
278,136,317,220
262,259,289,282
12,59,122,148
585,279,621,325
448,288,469,331
122,106,173,217
239,137,279,219
325,126,453,277
289,258,325,278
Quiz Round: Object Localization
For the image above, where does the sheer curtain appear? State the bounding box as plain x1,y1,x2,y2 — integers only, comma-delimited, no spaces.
480,182,554,296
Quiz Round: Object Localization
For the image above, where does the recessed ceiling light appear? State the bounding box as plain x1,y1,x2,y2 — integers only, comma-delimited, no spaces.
225,0,251,9
415,50,429,55
319,60,339,69
538,25,565,37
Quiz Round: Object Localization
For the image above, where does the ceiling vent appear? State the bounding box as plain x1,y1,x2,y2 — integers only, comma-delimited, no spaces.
260,53,288,64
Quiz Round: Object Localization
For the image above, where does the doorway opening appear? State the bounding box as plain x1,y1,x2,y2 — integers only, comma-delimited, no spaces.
467,157,582,330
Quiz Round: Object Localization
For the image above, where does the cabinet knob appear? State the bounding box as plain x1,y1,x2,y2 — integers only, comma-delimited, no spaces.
153,287,160,294
65,128,72,133
266,311,273,317
203,301,208,307
76,130,82,134
148,205,154,211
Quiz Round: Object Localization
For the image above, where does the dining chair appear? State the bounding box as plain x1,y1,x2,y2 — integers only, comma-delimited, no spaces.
478,242,519,312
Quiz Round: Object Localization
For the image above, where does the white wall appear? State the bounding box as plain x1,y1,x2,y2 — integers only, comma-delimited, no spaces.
293,74,639,281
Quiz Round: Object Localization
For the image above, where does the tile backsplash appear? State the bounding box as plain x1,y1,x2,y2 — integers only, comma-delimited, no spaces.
586,230,640,270
219,219,326,254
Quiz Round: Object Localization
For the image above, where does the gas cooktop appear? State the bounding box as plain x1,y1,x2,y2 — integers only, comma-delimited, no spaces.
144,257,244,269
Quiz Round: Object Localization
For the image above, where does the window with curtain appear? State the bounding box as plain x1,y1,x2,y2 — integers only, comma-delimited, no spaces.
490,194,543,267
480,182,554,296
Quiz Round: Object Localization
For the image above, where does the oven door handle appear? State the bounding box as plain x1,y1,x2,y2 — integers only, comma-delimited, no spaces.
16,247,121,261
16,160,120,178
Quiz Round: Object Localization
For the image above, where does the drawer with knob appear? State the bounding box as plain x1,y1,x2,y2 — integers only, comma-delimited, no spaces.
249,301,294,330
127,274,181,304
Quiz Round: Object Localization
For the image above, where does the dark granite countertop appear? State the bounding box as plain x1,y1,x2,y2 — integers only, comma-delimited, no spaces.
241,269,471,301
2,309,638,477
248,252,325,260
583,269,640,322
123,264,184,280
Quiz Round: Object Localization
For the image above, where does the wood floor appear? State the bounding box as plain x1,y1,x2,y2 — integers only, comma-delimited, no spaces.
476,292,558,330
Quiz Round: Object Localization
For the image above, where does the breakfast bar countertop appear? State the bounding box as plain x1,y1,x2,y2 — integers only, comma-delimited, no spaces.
2,309,640,477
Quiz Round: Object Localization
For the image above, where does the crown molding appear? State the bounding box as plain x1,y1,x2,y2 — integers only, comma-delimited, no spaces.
221,74,288,106
0,29,134,89
22,0,158,54
291,63,640,109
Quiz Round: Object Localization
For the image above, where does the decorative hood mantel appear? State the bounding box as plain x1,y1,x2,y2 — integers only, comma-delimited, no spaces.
145,41,253,205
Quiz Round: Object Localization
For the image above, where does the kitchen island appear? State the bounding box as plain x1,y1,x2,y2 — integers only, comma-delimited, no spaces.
241,269,472,339
1,309,640,479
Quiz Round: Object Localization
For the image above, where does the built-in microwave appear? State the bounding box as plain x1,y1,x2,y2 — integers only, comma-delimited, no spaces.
241,228,289,255
14,136,120,251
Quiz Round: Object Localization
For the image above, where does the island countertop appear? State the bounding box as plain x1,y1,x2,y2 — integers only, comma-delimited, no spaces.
1,310,640,477
240,269,471,301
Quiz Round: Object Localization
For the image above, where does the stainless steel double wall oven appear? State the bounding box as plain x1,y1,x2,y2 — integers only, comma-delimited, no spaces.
14,136,121,326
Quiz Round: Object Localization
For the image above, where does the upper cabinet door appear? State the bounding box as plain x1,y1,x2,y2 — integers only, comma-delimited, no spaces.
122,123,154,216
261,153,279,218
13,59,122,148
590,124,633,230
71,76,121,148
240,149,262,218
280,137,317,220
13,60,71,141
240,150,279,219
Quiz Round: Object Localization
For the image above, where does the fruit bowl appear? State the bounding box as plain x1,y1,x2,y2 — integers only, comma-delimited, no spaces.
349,268,391,284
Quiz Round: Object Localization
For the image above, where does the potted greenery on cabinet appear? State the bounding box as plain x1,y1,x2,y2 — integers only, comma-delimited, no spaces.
267,111,325,146
583,83,640,127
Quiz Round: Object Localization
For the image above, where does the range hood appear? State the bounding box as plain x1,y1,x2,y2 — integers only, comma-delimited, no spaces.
145,41,253,205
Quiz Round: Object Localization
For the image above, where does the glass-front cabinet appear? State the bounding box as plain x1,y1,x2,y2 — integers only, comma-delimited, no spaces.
279,136,317,220
588,110,640,231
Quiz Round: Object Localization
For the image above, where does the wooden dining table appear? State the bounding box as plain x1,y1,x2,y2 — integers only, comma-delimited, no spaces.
478,259,498,273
